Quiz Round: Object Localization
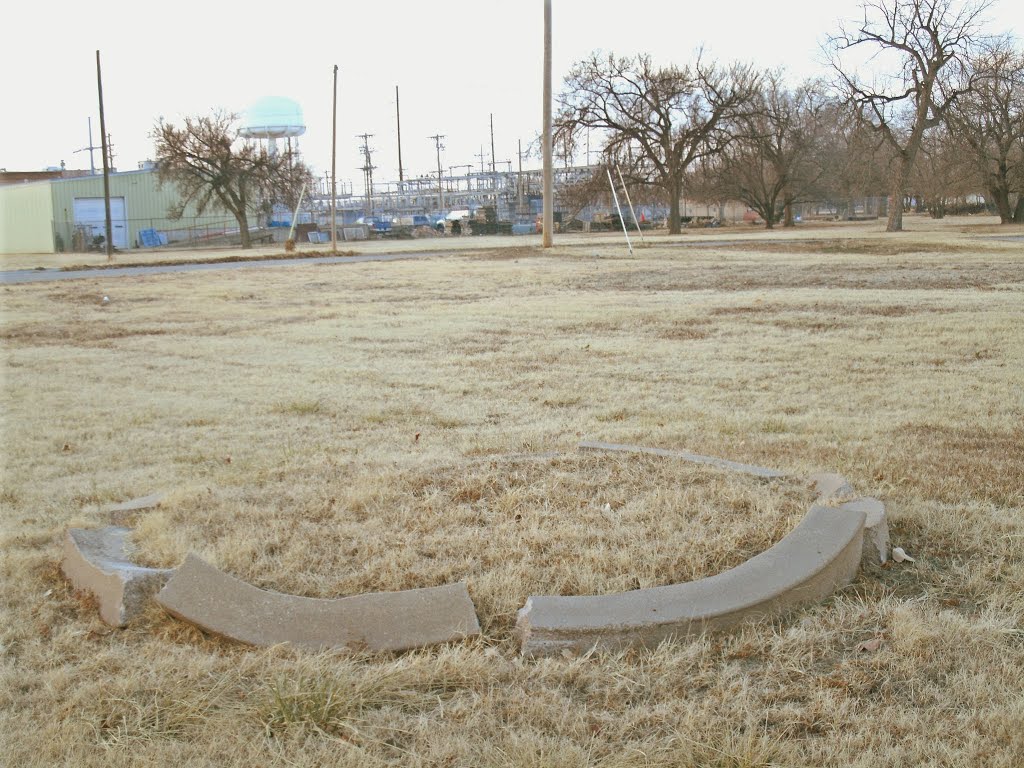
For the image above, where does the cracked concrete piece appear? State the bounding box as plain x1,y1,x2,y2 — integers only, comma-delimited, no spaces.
515,505,865,657
840,497,890,564
809,472,857,502
579,441,786,479
156,554,481,652
62,527,173,627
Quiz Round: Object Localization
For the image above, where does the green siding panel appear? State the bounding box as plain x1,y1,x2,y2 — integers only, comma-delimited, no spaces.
49,170,211,250
0,181,56,254
3,169,235,254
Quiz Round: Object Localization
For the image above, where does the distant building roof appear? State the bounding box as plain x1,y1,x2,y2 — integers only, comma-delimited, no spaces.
0,169,93,185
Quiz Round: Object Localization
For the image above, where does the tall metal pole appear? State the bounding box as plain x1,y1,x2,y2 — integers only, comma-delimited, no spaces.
87,117,96,175
429,134,445,210
542,0,553,247
616,164,645,244
395,85,404,192
331,64,338,254
95,50,113,260
490,113,496,173
357,133,375,217
606,168,634,256
517,138,524,215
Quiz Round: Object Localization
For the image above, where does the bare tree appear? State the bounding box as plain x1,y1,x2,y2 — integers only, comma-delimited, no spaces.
909,125,976,216
556,52,759,234
827,0,993,231
818,110,893,217
946,42,1024,222
154,112,311,249
557,166,611,222
708,73,834,228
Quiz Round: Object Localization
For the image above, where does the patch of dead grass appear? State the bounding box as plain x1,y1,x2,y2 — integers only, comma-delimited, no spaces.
1,224,1022,765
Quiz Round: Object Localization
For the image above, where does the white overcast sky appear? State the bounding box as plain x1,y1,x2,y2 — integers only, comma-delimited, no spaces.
3,0,1021,188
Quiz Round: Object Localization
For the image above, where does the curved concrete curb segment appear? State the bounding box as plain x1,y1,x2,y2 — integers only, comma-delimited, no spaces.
156,554,481,652
579,441,787,479
808,473,857,502
101,492,166,515
516,505,866,657
840,497,890,565
512,442,891,656
61,527,174,626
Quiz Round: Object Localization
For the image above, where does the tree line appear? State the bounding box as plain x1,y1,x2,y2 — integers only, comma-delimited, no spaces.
152,0,1020,246
556,0,1023,232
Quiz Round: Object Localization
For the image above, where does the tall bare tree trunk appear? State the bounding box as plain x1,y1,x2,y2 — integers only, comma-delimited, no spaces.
667,177,682,234
783,200,794,227
886,159,912,232
886,196,903,231
990,185,1013,223
1013,193,1024,223
234,210,252,249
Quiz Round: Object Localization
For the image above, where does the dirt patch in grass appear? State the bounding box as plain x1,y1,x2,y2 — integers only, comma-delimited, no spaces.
58,249,359,271
571,261,1024,292
468,245,552,261
718,238,979,256
0,322,173,346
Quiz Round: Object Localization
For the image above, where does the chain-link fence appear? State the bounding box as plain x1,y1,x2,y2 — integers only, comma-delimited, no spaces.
51,214,290,253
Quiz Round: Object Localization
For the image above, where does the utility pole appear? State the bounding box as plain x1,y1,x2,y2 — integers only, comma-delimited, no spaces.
429,134,445,210
95,50,113,261
331,64,338,254
356,133,376,217
395,85,404,192
542,0,553,247
490,113,496,173
475,146,487,175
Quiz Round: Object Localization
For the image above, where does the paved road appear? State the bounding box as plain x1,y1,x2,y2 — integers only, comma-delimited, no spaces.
0,250,449,285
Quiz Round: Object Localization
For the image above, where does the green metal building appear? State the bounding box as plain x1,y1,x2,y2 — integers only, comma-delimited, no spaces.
0,169,232,255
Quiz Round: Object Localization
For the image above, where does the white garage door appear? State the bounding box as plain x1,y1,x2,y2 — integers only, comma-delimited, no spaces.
73,197,128,249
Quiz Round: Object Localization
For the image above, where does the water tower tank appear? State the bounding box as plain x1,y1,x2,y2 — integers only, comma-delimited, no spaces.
240,96,306,140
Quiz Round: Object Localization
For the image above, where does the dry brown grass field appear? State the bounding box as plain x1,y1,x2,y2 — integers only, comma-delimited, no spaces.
1,218,1022,766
